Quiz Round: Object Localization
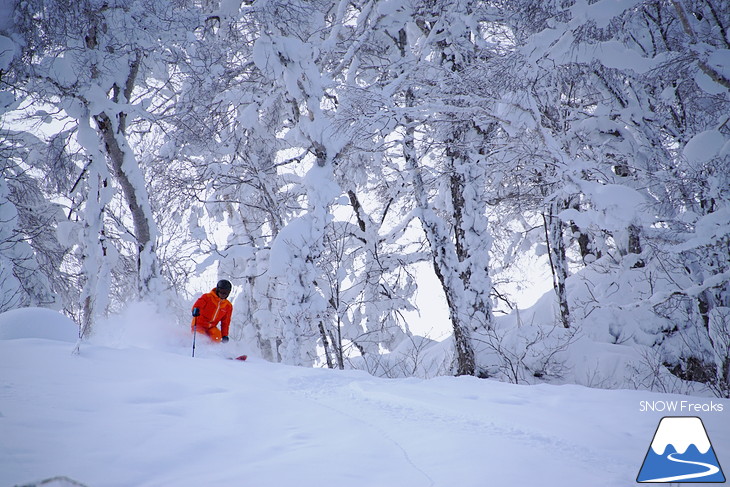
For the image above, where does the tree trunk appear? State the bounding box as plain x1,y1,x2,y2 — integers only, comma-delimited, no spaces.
93,53,160,296
544,203,571,328
404,90,476,376
318,321,334,369
628,224,645,268
570,201,600,264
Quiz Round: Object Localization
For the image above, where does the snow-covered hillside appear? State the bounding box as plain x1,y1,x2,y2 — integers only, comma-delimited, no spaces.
1,308,728,487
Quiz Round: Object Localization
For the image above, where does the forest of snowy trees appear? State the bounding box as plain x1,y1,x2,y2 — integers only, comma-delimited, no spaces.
1,0,729,395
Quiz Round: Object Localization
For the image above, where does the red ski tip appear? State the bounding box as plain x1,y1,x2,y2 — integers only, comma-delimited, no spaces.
234,355,247,361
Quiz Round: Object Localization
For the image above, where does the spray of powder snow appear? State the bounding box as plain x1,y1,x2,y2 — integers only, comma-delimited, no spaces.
89,301,191,352
88,302,253,359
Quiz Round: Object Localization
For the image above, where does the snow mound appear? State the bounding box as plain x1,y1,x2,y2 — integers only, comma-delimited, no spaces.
0,307,78,342
19,476,89,487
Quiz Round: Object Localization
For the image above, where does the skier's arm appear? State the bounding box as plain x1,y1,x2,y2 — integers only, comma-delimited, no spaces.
191,295,210,328
192,295,206,316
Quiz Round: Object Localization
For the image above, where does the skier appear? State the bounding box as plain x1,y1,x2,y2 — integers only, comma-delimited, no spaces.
191,279,233,343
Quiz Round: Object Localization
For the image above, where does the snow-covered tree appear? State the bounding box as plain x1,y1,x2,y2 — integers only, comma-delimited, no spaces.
215,0,424,365
0,13,61,314
6,0,214,330
510,0,730,393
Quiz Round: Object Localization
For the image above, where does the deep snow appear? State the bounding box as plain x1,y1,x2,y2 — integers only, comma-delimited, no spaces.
1,307,728,487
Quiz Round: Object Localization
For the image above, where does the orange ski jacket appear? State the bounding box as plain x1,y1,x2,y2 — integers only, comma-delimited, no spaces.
191,288,233,338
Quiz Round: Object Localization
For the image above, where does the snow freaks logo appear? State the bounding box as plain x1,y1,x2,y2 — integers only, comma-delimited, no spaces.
637,416,726,483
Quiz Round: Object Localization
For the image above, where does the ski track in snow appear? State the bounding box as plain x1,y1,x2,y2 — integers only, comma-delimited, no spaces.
294,391,437,487
286,373,635,482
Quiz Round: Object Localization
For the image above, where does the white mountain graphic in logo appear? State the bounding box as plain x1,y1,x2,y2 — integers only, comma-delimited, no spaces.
637,416,725,483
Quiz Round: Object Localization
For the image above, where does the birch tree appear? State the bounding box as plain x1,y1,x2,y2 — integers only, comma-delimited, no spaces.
377,0,505,375
8,0,205,330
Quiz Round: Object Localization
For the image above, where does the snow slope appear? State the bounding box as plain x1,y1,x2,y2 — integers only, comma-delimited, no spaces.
1,308,728,487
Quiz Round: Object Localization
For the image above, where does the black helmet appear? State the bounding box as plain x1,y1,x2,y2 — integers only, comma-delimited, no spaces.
216,279,232,291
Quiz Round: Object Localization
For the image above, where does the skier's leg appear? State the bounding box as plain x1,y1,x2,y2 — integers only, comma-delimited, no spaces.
207,327,222,343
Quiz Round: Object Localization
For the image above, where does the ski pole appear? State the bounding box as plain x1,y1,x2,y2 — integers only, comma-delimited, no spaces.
191,307,200,357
